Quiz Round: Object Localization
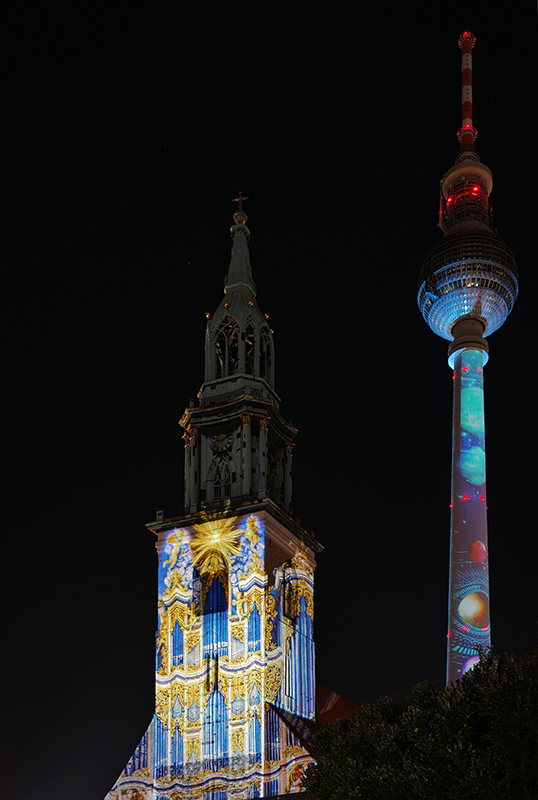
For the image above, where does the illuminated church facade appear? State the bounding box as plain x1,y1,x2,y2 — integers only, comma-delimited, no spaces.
105,197,322,800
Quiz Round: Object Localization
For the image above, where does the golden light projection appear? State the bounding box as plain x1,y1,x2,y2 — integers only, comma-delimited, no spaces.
243,515,261,548
106,513,316,799
191,516,241,578
162,529,184,571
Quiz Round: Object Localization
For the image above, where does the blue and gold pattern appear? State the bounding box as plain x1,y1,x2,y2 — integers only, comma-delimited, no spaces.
106,513,315,799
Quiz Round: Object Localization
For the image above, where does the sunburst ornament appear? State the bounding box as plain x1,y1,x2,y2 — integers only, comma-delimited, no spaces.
191,516,241,579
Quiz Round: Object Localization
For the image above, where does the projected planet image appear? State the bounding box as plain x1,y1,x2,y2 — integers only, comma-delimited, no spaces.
462,654,481,675
459,444,486,485
458,591,489,628
468,540,487,563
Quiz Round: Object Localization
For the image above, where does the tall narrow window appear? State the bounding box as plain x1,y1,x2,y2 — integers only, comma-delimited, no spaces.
172,620,183,666
215,316,239,378
245,316,255,375
259,325,272,381
213,455,232,501
248,604,260,652
203,576,229,659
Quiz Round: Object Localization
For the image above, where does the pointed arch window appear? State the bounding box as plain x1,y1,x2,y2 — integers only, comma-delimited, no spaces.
247,604,260,652
215,316,239,378
213,455,232,501
203,576,229,659
172,620,184,666
245,315,255,375
259,325,273,382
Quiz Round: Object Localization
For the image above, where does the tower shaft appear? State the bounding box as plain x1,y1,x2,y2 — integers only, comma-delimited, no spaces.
447,333,490,683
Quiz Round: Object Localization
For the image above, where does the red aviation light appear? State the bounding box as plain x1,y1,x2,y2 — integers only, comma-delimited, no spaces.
460,31,476,46
462,366,470,372
461,494,471,501
480,496,486,502
460,625,469,632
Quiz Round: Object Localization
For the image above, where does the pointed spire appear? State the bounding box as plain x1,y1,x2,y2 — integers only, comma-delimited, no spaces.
201,194,276,394
226,192,256,295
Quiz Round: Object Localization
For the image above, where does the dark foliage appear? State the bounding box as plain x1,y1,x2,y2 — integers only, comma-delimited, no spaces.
303,645,538,799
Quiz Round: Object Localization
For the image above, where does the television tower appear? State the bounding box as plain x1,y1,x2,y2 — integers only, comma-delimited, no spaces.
417,32,518,685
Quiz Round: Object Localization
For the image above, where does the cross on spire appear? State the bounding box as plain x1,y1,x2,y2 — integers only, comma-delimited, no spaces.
232,191,249,210
232,191,249,227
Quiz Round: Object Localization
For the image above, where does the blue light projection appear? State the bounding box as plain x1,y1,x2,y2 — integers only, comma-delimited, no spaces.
447,349,490,682
106,513,315,800
417,32,519,690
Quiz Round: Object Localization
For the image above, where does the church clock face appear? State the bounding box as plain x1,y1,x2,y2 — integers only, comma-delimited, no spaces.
211,432,233,452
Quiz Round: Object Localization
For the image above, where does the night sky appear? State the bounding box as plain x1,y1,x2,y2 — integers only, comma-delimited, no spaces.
3,2,537,798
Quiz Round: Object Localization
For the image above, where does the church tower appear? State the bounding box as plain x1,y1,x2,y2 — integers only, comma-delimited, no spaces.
106,196,322,800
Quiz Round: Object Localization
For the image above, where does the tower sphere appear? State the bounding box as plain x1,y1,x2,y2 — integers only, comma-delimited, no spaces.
418,226,518,340
233,209,248,226
418,31,518,343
